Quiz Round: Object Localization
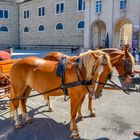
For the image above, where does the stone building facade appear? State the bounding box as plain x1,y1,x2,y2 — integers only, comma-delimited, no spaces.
19,0,85,48
0,0,85,49
0,0,140,50
84,0,140,50
0,0,19,49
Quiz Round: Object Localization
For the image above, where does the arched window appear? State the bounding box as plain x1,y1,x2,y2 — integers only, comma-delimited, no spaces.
0,26,8,32
56,23,64,30
77,21,84,29
24,26,29,32
38,25,45,32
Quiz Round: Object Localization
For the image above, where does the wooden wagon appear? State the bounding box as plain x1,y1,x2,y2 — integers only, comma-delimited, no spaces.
0,59,17,107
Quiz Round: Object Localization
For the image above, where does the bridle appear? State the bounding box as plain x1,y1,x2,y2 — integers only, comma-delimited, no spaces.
113,55,136,93
123,57,133,76
115,56,133,77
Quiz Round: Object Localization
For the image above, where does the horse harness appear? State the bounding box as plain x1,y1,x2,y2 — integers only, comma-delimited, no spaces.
56,56,112,100
0,55,134,106
115,56,133,77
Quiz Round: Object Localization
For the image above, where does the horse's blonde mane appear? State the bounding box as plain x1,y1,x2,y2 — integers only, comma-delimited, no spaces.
79,50,112,80
79,50,96,80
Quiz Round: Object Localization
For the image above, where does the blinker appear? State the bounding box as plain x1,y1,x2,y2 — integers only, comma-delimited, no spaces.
124,58,132,75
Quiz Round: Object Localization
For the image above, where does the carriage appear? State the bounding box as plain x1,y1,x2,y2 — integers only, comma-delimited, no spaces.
0,50,17,107
0,59,17,107
0,59,17,105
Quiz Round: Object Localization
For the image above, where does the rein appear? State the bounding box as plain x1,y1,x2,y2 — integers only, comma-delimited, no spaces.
0,78,132,105
0,55,136,106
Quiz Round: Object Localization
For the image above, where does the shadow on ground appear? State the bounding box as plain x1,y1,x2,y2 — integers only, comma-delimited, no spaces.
0,105,94,140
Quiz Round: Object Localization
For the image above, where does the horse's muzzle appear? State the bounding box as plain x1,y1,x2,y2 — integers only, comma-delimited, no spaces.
119,75,135,89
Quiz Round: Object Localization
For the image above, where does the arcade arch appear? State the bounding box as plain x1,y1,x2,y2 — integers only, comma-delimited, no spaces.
91,20,106,50
114,19,132,49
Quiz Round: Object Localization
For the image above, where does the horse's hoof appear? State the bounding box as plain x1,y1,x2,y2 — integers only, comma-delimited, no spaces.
77,116,83,121
47,108,53,112
90,112,96,117
15,124,23,129
26,119,33,124
70,134,80,139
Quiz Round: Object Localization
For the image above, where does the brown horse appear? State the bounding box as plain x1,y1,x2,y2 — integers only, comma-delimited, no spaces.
87,47,135,117
44,47,135,118
9,50,112,138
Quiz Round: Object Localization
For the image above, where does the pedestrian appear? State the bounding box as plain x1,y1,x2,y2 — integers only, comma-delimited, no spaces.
7,45,13,54
125,69,140,137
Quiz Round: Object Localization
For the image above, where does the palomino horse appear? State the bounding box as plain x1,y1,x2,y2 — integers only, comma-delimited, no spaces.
9,50,112,138
44,47,135,118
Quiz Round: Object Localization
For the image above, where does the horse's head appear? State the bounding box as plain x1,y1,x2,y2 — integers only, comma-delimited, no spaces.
90,51,113,99
78,50,113,98
95,47,135,97
111,47,135,77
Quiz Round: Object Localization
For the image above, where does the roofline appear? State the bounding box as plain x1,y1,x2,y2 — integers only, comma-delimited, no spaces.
0,0,16,3
18,0,34,4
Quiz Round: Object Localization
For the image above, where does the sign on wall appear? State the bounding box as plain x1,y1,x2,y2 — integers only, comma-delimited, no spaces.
132,25,139,49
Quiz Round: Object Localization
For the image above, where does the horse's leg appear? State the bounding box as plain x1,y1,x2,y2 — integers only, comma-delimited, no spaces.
44,96,53,112
45,96,50,106
10,100,21,128
70,94,84,139
10,85,22,128
20,86,32,124
88,96,96,117
77,95,85,121
87,72,99,117
13,109,22,128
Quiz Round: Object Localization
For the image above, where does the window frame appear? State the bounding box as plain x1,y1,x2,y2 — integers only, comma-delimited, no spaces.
0,25,9,32
77,20,85,30
38,6,45,17
38,24,45,32
77,0,85,12
55,22,64,31
95,0,103,14
55,2,65,15
23,9,30,19
0,9,9,19
120,0,127,10
24,26,29,32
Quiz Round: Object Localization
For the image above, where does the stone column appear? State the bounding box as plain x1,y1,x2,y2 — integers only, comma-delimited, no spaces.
84,0,91,51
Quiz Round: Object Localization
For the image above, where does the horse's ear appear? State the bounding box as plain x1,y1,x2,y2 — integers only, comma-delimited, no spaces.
110,54,124,66
124,44,131,56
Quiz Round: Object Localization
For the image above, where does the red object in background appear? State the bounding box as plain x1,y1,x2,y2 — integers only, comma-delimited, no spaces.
0,51,11,60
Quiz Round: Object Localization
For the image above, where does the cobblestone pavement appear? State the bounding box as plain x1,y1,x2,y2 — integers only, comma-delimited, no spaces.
0,49,140,140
